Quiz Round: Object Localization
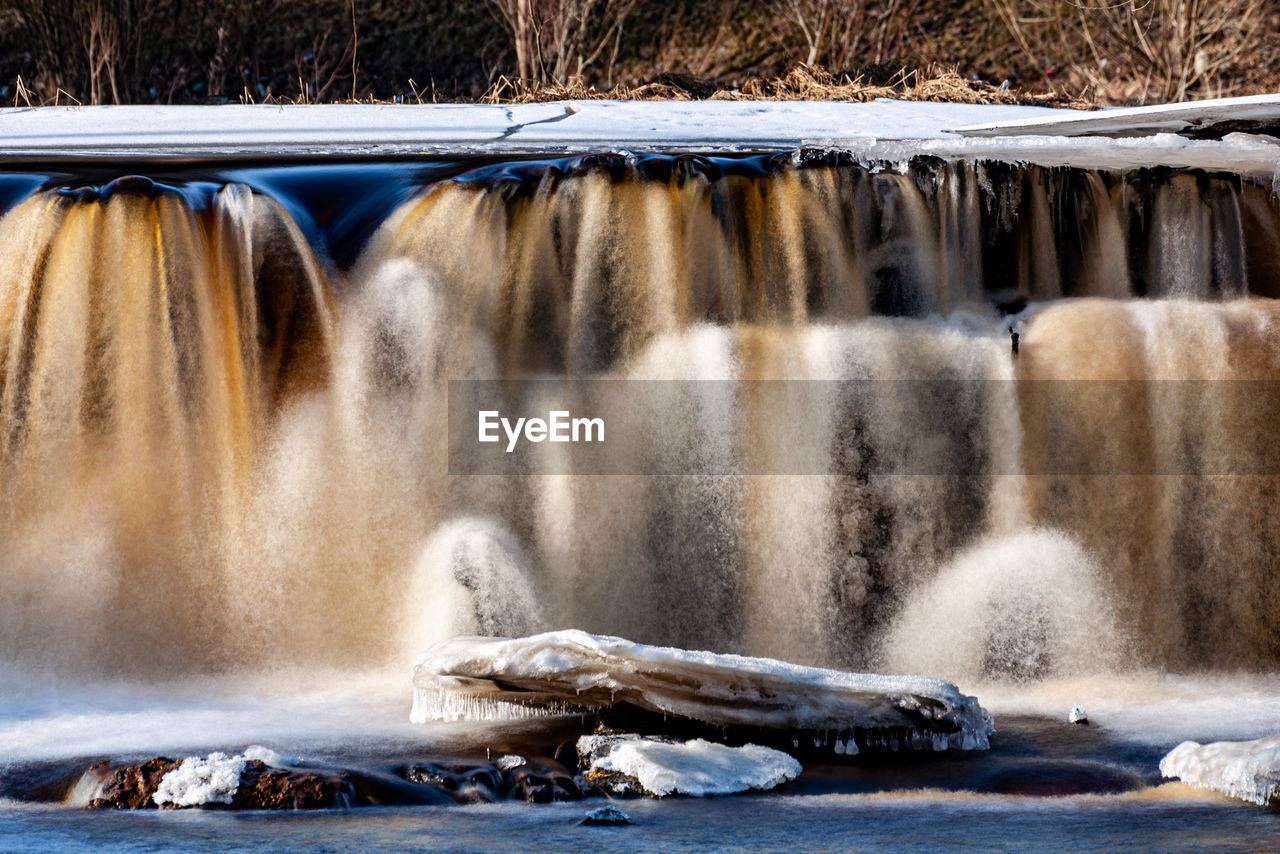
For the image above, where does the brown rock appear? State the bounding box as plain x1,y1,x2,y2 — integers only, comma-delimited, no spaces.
87,757,181,809
505,757,581,803
231,761,356,810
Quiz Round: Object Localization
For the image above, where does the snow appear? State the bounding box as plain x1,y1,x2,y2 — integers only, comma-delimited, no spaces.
957,93,1280,138
1,99,1276,174
1160,734,1280,807
412,630,994,752
152,751,247,807
578,735,801,797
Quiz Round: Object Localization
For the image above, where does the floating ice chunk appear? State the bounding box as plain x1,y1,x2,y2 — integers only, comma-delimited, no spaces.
1159,734,1280,807
153,752,247,807
412,630,993,752
578,735,801,797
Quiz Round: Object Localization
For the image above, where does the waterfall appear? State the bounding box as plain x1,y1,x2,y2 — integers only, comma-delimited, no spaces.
1,154,1277,677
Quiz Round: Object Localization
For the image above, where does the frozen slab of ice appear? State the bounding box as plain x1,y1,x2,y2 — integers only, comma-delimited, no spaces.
412,630,993,752
1159,734,1280,807
578,734,801,797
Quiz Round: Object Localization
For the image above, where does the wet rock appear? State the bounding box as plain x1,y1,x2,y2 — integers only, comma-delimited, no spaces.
87,757,181,809
82,756,450,810
232,761,356,809
581,804,630,826
505,757,581,803
0,759,100,803
400,762,501,803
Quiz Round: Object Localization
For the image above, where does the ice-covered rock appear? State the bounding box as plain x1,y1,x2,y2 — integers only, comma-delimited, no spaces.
495,754,526,771
578,735,801,797
1068,705,1089,725
582,803,631,825
1159,734,1280,807
412,630,993,753
153,752,247,807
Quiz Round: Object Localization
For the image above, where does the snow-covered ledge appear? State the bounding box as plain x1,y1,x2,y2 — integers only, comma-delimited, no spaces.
1,98,1277,175
411,630,993,754
1160,734,1280,807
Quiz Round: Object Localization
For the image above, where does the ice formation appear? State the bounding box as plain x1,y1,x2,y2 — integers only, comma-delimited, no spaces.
1159,734,1280,807
578,735,801,797
582,804,631,825
152,752,249,807
412,630,993,752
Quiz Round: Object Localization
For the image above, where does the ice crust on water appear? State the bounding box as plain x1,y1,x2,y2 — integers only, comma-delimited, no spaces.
412,630,993,752
1159,734,1280,807
578,735,801,797
153,752,248,807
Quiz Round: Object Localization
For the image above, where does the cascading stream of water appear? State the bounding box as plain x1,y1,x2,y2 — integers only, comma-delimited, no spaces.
0,155,1277,680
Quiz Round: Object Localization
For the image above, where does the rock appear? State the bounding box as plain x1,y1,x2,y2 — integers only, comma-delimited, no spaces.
87,757,181,809
504,757,581,803
231,761,356,809
1068,705,1089,725
400,762,502,803
582,804,630,826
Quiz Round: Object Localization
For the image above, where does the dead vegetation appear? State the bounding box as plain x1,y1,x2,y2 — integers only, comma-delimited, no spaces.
480,64,1097,108
0,0,1275,106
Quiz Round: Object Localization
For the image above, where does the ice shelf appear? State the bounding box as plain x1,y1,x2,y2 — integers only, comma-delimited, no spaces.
411,630,993,753
1160,734,1280,807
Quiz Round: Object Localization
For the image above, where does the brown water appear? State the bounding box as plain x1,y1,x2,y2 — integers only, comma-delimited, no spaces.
1,155,1278,687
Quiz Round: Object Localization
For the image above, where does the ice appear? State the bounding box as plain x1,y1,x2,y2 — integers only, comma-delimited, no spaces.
582,804,630,825
578,735,801,797
1159,734,1280,807
241,745,299,766
152,751,248,807
1,100,1276,174
412,630,993,752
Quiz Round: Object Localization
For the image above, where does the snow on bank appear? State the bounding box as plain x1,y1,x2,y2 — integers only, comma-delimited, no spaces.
1160,734,1280,807
578,735,801,797
2,99,1277,174
412,630,993,752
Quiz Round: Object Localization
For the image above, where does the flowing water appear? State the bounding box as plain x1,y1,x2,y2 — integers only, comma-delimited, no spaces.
1,153,1278,850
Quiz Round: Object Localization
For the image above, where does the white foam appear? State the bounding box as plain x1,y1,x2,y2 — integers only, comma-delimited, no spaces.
1160,734,1280,807
579,735,801,797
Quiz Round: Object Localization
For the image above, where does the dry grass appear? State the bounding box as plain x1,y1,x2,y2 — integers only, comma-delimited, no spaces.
1,0,1273,107
481,64,1098,108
